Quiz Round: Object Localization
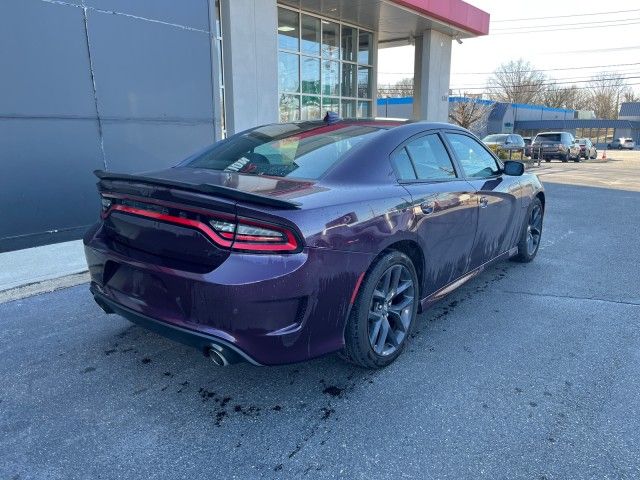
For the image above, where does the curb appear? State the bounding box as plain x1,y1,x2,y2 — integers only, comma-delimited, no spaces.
0,272,90,304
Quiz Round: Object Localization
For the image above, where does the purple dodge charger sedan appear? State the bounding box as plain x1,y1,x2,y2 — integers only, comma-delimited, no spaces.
85,119,545,368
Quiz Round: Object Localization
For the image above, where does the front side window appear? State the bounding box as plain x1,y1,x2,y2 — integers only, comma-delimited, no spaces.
446,133,500,179
185,123,385,180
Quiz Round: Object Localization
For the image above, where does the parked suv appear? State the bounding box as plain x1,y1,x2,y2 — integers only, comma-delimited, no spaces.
482,133,526,152
574,138,597,159
608,138,636,150
523,137,532,157
532,132,581,162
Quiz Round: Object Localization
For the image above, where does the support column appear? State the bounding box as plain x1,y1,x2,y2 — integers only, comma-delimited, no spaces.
221,0,279,134
413,30,452,122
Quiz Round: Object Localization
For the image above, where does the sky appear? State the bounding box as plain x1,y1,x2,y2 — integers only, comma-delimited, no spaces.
378,0,640,97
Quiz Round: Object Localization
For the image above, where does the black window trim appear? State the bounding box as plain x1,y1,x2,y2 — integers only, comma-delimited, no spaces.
441,129,505,180
390,130,462,184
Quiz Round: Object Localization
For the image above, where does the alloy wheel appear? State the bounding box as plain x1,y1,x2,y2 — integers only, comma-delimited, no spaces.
526,204,543,256
367,265,415,356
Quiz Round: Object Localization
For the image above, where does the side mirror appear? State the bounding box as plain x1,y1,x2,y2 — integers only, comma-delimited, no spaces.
503,160,524,176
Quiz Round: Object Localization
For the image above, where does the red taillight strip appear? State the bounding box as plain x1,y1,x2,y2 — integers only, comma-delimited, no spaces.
103,203,300,252
232,228,298,252
105,204,233,248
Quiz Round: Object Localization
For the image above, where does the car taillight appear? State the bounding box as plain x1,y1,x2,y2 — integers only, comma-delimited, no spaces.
209,217,299,252
101,194,300,253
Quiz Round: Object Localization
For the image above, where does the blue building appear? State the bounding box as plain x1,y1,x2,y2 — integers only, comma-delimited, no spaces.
377,97,640,147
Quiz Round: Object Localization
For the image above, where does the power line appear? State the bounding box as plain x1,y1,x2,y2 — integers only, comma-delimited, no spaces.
491,8,640,23
379,61,640,77
492,16,640,31
378,80,640,96
491,19,640,35
448,72,640,90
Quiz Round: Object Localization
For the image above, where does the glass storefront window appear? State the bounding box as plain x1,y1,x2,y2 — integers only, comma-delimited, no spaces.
322,97,340,116
278,52,300,93
301,95,322,120
321,21,340,59
301,56,320,94
301,15,321,56
322,60,340,96
342,26,356,62
277,7,374,121
278,9,299,51
341,63,356,98
280,94,300,122
357,101,372,118
357,66,371,98
342,100,356,118
358,31,372,65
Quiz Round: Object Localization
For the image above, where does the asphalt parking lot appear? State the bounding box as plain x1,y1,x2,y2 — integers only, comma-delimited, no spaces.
2,153,640,479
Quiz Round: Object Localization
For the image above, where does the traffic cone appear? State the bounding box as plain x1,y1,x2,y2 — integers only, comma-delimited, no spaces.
601,149,607,161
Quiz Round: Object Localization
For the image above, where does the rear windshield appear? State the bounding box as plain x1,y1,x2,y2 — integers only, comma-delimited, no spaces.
184,123,385,179
535,133,561,142
483,134,508,142
624,139,634,143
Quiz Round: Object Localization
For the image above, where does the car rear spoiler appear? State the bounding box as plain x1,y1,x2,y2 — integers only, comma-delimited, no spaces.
94,170,301,210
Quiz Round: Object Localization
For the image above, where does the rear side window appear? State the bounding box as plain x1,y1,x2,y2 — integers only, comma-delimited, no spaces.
186,123,384,179
445,133,500,179
391,148,416,180
392,134,457,181
536,133,561,142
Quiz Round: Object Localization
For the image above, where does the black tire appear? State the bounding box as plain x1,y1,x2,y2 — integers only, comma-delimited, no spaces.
545,159,551,162
512,197,544,263
342,251,419,369
574,155,581,163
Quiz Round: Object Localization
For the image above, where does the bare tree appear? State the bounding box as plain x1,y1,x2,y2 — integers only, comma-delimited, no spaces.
542,84,590,110
448,99,494,135
587,73,627,119
487,59,546,104
377,77,414,98
622,88,640,103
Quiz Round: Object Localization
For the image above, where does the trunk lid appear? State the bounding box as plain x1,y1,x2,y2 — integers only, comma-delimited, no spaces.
95,168,314,269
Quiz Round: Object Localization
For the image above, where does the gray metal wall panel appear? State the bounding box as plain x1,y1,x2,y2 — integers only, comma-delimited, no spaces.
0,118,102,240
84,0,210,31
0,0,220,251
0,0,95,117
101,121,214,173
88,10,214,121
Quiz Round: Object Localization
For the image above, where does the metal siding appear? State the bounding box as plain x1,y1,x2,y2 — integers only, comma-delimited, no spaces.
0,119,103,244
88,10,215,120
619,102,640,119
84,0,210,31
0,0,219,251
0,0,96,117
101,121,215,174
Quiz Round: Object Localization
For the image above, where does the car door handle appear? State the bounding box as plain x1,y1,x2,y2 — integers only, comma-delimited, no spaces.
420,202,434,215
479,196,489,208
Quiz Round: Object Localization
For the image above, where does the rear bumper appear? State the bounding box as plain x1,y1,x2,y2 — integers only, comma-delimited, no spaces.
84,225,374,365
92,287,261,365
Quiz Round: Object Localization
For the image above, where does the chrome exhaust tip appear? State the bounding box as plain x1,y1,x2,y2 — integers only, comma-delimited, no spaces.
208,346,229,367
